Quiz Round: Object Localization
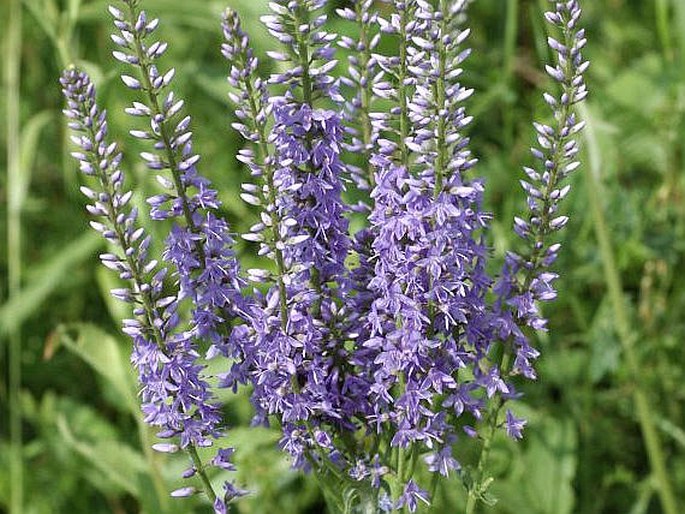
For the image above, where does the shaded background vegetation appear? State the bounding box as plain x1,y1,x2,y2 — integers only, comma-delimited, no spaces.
1,0,684,512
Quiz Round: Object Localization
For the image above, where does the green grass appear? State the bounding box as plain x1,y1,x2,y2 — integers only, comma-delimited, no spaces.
1,0,684,513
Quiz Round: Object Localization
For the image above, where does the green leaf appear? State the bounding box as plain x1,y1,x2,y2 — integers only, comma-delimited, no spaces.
58,323,138,416
56,413,147,497
656,416,685,450
587,298,622,383
0,232,102,335
494,417,577,514
22,0,58,41
17,110,53,208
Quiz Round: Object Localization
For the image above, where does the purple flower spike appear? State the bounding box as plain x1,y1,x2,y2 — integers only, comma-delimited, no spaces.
61,66,234,503
262,0,342,104
109,0,247,433
337,0,384,190
494,0,588,381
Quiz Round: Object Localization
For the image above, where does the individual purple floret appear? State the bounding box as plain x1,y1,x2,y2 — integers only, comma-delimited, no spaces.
397,480,430,512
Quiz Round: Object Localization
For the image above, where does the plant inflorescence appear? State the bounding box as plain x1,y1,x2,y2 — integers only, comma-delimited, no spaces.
61,0,587,511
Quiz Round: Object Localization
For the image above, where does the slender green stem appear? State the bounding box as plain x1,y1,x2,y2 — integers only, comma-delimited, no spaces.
294,3,314,107
655,0,673,62
397,444,406,513
432,0,449,197
465,430,492,514
426,0,451,338
397,6,409,165
7,0,23,511
580,104,679,514
230,26,290,329
385,6,414,509
502,0,519,148
188,446,217,503
674,1,685,79
293,4,325,314
354,0,375,188
428,470,440,510
136,420,170,512
464,352,509,514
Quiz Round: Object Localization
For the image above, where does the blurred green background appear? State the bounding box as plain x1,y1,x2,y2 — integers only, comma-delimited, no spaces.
1,0,684,512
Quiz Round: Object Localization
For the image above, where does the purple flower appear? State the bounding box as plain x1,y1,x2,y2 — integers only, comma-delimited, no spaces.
505,410,527,440
397,480,430,513
425,444,461,477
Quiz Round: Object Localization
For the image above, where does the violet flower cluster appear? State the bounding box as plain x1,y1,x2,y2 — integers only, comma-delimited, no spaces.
62,0,588,512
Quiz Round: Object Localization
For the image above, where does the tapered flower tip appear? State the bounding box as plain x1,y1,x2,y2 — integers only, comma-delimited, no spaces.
170,486,197,498
107,5,124,20
60,66,83,84
223,6,237,19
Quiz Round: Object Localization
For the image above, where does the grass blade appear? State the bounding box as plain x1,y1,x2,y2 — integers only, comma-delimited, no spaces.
0,232,101,336
6,0,24,511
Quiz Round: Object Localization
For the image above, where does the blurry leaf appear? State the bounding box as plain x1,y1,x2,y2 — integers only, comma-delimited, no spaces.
0,442,10,505
494,417,577,514
605,54,665,116
0,232,101,335
76,59,106,86
23,0,58,41
656,416,685,450
193,71,232,108
226,426,280,456
223,427,320,514
57,413,147,497
18,110,53,207
540,348,588,386
58,323,138,415
17,391,136,512
67,0,82,25
525,419,576,514
587,299,622,383
628,476,656,514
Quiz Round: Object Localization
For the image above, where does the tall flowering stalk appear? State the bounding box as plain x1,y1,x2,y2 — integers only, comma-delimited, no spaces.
62,0,589,512
467,2,589,511
337,1,383,190
60,69,245,511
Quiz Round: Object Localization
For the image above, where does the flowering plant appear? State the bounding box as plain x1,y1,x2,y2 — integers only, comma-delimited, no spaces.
60,0,587,512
